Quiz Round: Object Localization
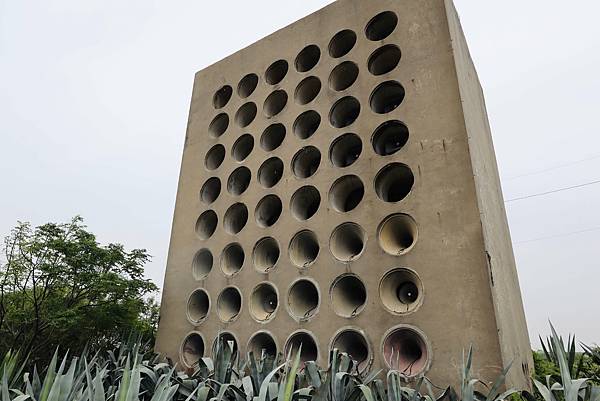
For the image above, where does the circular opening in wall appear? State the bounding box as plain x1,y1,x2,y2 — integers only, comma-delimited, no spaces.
248,331,277,359
264,90,288,118
181,333,205,368
370,81,405,114
250,282,279,322
265,60,289,85
293,110,321,140
329,175,364,213
209,113,229,138
366,11,398,41
285,331,318,363
332,329,370,371
200,177,221,205
372,120,409,156
223,203,248,235
232,134,254,162
212,332,239,358
294,76,321,105
205,144,225,171
217,287,242,323
261,124,286,151
330,96,360,128
255,195,282,228
235,102,257,128
375,163,414,203
292,146,321,179
253,237,280,273
330,222,366,262
192,249,213,280
330,275,367,318
227,167,251,196
329,29,357,58
368,45,401,76
379,268,423,315
196,210,218,240
329,61,359,91
213,85,233,109
238,73,259,98
289,230,319,268
288,279,319,320
295,44,321,73
258,157,284,188
220,243,245,277
382,326,429,376
187,289,210,324
378,214,418,255
290,186,321,221
329,133,362,168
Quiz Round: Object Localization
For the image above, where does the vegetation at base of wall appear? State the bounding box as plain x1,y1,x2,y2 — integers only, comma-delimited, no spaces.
0,217,159,368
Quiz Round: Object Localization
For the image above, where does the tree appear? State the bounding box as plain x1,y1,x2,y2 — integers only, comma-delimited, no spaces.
0,216,158,365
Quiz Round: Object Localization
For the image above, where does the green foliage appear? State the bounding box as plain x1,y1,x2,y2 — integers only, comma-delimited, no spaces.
0,217,158,367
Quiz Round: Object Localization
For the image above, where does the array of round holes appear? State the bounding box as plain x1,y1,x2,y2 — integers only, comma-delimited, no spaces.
184,9,430,376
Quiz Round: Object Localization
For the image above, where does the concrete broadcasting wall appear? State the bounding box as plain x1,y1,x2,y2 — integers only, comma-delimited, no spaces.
155,0,533,390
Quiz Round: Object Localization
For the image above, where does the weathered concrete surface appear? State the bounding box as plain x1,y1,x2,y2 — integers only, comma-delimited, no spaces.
156,0,533,390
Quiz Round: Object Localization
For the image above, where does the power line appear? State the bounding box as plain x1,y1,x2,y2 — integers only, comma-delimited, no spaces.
514,226,600,245
504,153,600,181
505,179,600,203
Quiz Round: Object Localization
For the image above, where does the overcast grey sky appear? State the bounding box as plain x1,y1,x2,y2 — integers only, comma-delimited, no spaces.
1,0,599,346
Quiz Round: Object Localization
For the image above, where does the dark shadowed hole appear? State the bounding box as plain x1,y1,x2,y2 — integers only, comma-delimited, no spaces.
382,327,428,376
261,124,286,152
235,102,257,128
220,243,244,276
205,144,225,170
293,110,321,140
295,76,321,105
196,210,218,240
258,157,284,188
208,113,229,138
329,133,362,168
192,249,213,280
292,146,321,179
365,11,398,41
232,134,254,162
187,289,210,323
329,175,364,213
200,177,221,205
332,330,370,371
253,237,280,273
379,268,423,314
250,282,278,322
330,222,366,262
330,96,360,128
372,120,409,156
289,230,319,268
329,29,357,58
329,61,359,91
213,85,233,109
378,214,418,255
227,166,251,196
182,333,204,367
223,203,248,235
212,332,239,359
368,45,401,75
288,280,319,320
290,186,321,221
330,275,367,318
238,73,258,98
265,60,289,85
370,81,405,114
217,287,242,322
264,90,288,118
255,195,282,228
285,332,318,364
248,332,277,359
295,44,321,73
375,163,414,202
